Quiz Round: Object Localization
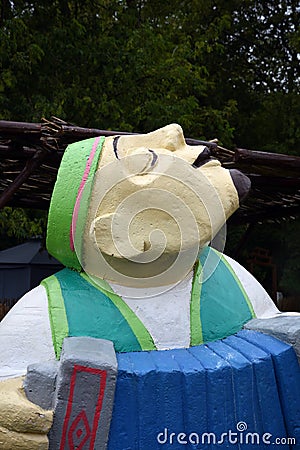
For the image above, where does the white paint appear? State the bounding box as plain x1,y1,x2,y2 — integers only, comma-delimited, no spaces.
0,285,55,380
223,254,280,318
111,272,193,350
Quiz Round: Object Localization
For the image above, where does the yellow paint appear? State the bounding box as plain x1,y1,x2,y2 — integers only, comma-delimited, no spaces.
0,377,53,449
80,124,239,286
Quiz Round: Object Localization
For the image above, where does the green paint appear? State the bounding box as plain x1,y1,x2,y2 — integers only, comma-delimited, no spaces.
199,247,254,342
80,272,115,293
73,138,105,264
80,272,156,351
220,252,256,318
46,137,104,270
41,275,69,359
47,268,156,354
190,261,203,346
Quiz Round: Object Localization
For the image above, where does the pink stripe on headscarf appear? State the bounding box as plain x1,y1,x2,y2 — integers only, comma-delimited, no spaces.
70,136,101,251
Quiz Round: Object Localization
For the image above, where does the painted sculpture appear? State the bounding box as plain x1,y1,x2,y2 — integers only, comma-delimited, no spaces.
0,124,299,449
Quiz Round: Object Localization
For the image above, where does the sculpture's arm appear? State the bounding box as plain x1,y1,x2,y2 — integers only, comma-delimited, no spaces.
0,286,55,449
0,376,53,450
0,285,55,381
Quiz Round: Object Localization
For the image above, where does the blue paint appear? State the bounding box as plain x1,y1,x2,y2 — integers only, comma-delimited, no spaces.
107,332,299,449
199,247,254,343
150,351,184,449
207,339,258,447
238,330,300,448
130,351,161,449
189,344,236,447
107,353,139,449
226,333,289,448
168,348,207,446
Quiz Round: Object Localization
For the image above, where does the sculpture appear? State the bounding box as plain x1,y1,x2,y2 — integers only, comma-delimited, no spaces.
0,124,299,449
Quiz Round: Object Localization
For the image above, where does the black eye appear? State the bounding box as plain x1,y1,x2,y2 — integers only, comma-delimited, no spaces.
113,136,121,160
192,147,212,168
148,149,158,167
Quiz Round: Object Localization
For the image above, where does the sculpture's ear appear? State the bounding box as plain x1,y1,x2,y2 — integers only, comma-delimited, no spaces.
91,213,120,259
91,213,145,259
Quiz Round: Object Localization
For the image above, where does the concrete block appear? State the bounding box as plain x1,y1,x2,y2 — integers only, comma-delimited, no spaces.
24,360,59,410
49,336,117,450
244,316,300,362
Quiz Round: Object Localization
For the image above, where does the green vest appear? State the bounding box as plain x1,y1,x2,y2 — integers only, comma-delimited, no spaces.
41,247,255,359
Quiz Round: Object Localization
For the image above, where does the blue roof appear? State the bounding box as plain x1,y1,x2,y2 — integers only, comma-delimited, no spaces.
0,239,62,265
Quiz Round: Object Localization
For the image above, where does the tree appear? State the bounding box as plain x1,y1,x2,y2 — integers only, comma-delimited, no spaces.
0,207,47,250
0,0,243,144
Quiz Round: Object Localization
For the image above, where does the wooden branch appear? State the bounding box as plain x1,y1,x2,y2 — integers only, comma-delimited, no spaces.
235,148,300,169
0,119,299,222
1,120,298,163
55,124,219,149
0,145,62,165
230,204,300,224
0,119,219,150
0,120,41,136
0,144,40,157
249,175,300,190
0,149,48,208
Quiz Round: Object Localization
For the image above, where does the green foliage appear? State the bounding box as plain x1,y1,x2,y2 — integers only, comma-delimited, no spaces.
235,93,300,153
0,208,47,250
0,0,299,151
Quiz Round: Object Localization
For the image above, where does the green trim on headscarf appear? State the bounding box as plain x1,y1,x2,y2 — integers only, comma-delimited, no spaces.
46,137,105,270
